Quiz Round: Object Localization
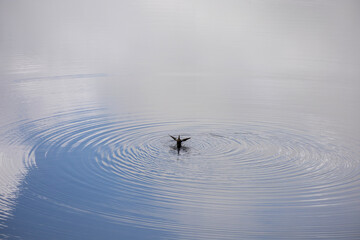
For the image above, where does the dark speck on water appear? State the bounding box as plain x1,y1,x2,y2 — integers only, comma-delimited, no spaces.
170,135,191,154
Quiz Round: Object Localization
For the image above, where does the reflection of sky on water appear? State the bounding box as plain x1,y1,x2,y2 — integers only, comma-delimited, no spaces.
0,77,99,231
0,0,360,239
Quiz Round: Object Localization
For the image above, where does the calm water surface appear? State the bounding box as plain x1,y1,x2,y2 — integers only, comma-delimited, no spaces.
1,1,360,239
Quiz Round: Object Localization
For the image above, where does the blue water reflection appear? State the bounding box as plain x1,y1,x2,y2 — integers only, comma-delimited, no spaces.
1,107,359,239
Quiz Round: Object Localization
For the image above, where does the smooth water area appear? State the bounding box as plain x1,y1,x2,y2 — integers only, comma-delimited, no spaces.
1,1,360,239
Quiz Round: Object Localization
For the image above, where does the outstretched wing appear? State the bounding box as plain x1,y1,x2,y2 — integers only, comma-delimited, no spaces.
181,137,191,142
169,135,177,141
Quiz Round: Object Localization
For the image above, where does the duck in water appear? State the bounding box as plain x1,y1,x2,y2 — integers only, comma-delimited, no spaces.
169,135,191,154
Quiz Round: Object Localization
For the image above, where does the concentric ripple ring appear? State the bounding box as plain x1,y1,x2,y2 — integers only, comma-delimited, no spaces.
1,108,359,238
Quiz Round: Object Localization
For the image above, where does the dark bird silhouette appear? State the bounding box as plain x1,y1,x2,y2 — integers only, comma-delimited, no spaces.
169,135,191,154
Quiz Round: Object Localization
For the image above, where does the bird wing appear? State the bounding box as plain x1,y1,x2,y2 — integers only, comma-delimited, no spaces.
181,137,191,142
169,135,177,141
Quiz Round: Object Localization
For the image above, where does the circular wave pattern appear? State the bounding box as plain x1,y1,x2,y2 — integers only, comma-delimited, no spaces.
1,108,360,239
